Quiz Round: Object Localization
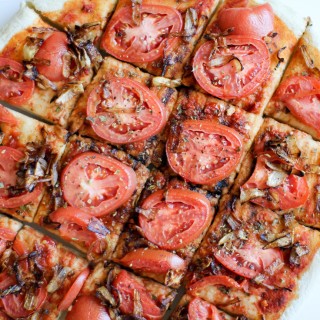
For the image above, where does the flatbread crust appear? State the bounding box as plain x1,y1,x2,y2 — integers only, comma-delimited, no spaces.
28,0,118,39
0,3,40,52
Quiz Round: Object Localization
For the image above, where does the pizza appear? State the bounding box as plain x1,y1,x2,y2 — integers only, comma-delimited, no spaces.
183,0,307,114
0,0,319,319
265,21,320,140
0,4,100,127
0,105,67,222
68,56,178,166
0,224,89,319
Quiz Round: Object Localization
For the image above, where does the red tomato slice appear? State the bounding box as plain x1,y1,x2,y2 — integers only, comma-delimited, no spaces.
241,154,309,210
87,77,167,144
188,275,241,296
58,268,90,311
218,4,274,38
275,75,320,100
113,270,162,320
0,272,47,318
214,243,283,279
188,298,223,320
34,31,69,82
0,146,42,208
193,36,270,100
0,227,16,241
117,248,186,274
139,189,212,250
49,207,105,247
166,120,243,185
0,105,18,125
61,152,137,216
101,5,183,63
0,58,34,105
66,295,111,320
275,76,320,136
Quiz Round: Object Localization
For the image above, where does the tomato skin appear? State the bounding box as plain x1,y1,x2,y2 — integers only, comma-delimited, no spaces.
34,32,69,82
0,146,42,208
139,188,212,250
188,275,241,296
66,295,111,320
0,58,34,105
166,120,243,185
58,268,90,311
49,207,105,247
61,152,137,216
214,245,283,279
101,5,183,63
0,272,47,318
241,154,309,210
113,270,162,320
188,298,223,320
193,36,270,100
275,75,320,100
275,76,320,136
218,4,274,38
0,105,18,125
116,248,186,274
87,77,167,144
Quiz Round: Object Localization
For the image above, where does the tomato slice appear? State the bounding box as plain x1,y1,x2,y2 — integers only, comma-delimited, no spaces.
166,120,243,185
188,275,241,295
0,58,34,106
193,36,270,100
188,298,223,320
275,76,320,136
241,154,309,210
87,77,167,144
214,242,283,279
139,188,212,250
61,152,137,216
117,248,186,274
58,268,90,311
0,272,47,318
66,295,111,320
0,105,18,125
218,4,274,38
34,31,69,82
113,270,162,320
101,5,183,63
0,146,42,208
49,207,106,247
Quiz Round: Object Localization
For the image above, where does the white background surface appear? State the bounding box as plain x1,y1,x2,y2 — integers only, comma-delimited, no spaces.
0,0,320,319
